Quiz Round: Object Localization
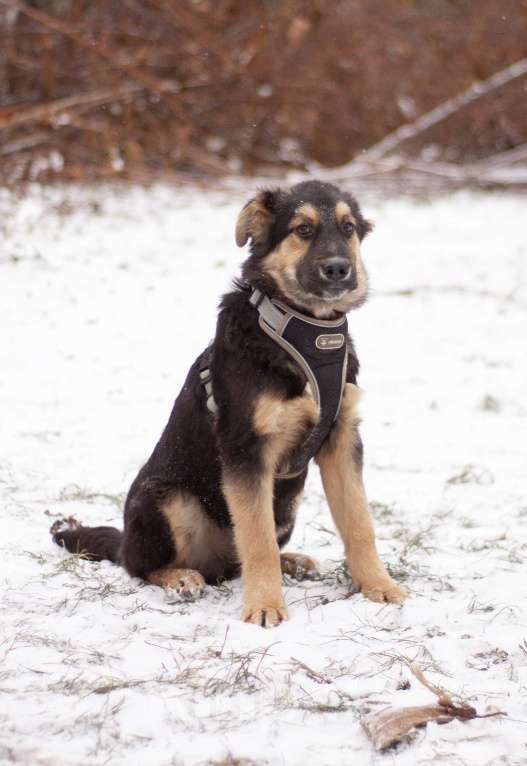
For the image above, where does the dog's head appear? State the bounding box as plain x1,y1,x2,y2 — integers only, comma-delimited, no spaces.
236,180,372,317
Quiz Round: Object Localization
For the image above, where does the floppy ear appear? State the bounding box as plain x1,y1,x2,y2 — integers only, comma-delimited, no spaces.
235,190,276,248
341,190,374,241
358,218,374,240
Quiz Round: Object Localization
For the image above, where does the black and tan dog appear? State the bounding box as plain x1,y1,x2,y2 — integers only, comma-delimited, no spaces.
52,180,408,627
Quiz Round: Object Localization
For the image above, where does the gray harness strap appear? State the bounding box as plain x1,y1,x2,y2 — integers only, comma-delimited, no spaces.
249,289,348,478
198,364,218,415
200,288,349,479
249,289,348,415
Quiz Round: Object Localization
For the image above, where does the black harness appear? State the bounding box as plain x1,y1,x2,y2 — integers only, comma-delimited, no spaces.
200,288,348,479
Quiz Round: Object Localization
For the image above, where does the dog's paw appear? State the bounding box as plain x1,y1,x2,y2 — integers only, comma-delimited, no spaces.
359,579,409,605
280,552,320,581
49,516,80,536
162,569,206,602
241,603,288,627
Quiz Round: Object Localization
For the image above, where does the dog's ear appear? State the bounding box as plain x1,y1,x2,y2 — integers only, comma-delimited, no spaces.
235,190,277,248
340,189,373,241
358,218,374,240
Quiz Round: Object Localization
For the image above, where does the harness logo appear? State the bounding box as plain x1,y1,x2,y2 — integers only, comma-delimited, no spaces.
315,333,345,350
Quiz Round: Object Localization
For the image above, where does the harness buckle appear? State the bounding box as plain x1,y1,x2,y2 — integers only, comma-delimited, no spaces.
249,288,264,309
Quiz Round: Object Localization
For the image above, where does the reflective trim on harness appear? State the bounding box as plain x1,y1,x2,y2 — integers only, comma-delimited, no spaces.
200,288,349,479
198,362,218,414
249,289,348,478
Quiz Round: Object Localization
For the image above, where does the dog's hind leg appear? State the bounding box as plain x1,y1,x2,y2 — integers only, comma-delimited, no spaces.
122,484,212,599
121,483,182,581
147,565,206,601
316,384,408,604
280,552,320,581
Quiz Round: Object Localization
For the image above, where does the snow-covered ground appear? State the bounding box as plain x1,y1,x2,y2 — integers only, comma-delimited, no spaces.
1,182,526,766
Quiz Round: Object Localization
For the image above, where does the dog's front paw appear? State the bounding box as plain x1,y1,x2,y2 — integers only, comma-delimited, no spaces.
359,578,409,604
241,602,288,627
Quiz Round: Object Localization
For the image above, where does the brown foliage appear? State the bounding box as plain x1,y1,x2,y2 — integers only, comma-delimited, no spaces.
0,0,526,182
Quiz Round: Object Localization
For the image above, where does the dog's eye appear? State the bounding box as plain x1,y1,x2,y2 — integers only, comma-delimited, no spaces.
342,220,355,236
295,223,313,238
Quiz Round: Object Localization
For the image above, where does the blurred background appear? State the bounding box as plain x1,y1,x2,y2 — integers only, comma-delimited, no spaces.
1,0,527,190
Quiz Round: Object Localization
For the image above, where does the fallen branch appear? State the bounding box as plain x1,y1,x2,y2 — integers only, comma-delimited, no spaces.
290,658,332,685
317,152,527,190
471,142,527,168
323,55,527,179
0,132,50,156
0,84,143,131
0,0,182,104
362,661,506,752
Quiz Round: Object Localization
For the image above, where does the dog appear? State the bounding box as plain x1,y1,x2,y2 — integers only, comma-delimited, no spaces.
51,180,408,627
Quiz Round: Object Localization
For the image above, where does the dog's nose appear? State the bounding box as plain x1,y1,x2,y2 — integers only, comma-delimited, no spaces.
319,258,351,282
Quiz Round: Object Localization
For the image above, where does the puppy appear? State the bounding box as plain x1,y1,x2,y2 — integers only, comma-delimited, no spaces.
52,180,408,627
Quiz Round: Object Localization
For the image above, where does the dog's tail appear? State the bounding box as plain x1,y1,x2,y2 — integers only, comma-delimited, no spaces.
50,517,122,564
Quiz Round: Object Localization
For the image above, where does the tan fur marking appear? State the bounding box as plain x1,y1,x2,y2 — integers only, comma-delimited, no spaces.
335,201,363,295
147,566,206,600
335,200,356,224
222,393,319,626
223,473,287,627
253,393,319,473
261,233,311,315
317,384,408,604
235,197,273,247
160,493,237,581
263,232,309,275
262,230,368,320
292,202,320,226
280,551,320,580
261,204,319,289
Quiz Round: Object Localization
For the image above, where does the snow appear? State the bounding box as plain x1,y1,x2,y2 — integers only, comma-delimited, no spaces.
1,182,526,766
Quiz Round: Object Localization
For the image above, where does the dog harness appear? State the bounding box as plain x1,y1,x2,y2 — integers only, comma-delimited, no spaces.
200,288,348,479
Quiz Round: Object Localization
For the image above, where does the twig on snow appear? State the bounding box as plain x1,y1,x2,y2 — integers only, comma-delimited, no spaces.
362,660,506,752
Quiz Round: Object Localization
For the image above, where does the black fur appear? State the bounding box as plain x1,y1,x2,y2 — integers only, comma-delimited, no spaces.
51,181,370,586
52,525,122,563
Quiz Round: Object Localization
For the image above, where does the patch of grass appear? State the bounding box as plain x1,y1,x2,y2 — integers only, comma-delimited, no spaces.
466,647,509,671
480,394,501,412
203,646,276,697
201,757,265,766
58,483,125,508
370,501,396,521
317,559,353,588
460,534,506,553
467,598,496,614
385,558,427,584
386,520,438,582
23,550,51,565
446,465,494,486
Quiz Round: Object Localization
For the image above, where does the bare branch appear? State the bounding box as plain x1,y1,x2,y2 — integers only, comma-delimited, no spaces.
324,55,527,178
0,84,143,131
362,662,506,752
0,0,183,105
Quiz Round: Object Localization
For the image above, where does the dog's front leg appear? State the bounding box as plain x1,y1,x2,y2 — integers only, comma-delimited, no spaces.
222,393,319,627
223,469,286,627
316,384,408,604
